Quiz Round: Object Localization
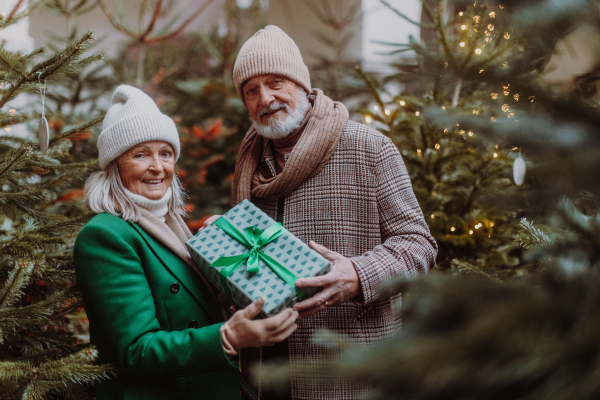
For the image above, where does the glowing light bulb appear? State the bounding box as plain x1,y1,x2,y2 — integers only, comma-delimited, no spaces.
373,105,379,111
461,25,467,30
365,116,372,123
475,48,482,55
415,111,420,116
469,230,474,235
451,227,456,232
431,214,435,219
493,153,498,158
399,100,406,106
459,42,466,47
435,143,440,149
385,109,390,115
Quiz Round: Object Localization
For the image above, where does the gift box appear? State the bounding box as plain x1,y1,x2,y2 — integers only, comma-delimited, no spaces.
185,199,331,317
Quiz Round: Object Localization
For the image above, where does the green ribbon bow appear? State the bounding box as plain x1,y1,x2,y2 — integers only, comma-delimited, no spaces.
209,217,307,302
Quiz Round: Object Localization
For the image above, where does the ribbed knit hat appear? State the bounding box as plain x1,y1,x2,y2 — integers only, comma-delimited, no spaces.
97,85,180,170
233,25,311,105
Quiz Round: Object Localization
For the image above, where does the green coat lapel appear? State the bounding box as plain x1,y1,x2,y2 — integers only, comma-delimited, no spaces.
127,218,223,324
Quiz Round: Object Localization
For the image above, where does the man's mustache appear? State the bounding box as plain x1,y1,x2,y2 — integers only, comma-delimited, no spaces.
258,102,289,119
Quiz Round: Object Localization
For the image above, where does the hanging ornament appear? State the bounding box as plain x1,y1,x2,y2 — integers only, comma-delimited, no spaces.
38,77,49,153
513,154,526,185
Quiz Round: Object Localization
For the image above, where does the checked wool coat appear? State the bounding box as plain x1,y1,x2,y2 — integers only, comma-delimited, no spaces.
242,120,438,400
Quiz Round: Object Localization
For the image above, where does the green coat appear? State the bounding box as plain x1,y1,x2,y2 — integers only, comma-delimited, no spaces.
74,213,239,400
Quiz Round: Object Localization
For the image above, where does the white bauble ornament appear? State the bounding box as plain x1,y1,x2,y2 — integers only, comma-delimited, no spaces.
38,116,49,153
513,156,526,185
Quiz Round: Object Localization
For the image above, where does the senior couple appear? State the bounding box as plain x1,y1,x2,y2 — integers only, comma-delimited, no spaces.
74,26,437,400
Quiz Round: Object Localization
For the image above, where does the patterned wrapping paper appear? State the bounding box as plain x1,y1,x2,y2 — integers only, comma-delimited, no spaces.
185,199,331,317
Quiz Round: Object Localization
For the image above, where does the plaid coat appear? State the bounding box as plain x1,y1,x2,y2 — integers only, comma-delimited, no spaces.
244,120,437,400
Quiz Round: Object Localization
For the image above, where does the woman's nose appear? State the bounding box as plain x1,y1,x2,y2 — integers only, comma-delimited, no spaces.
148,156,164,172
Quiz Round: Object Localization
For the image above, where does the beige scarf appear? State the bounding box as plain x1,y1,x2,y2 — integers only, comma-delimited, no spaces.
232,88,348,204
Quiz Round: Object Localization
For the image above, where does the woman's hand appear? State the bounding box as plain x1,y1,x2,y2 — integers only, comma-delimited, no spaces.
221,297,298,350
198,214,221,233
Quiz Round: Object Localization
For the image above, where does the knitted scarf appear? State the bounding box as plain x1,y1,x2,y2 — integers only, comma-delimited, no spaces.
232,89,348,204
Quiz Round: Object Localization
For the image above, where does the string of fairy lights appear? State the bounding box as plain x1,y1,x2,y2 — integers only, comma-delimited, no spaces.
362,2,531,238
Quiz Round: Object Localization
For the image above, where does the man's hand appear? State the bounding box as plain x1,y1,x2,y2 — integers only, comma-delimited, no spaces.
292,241,361,319
199,214,221,233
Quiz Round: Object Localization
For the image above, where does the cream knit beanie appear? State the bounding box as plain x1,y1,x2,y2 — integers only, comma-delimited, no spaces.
97,85,180,170
233,25,311,105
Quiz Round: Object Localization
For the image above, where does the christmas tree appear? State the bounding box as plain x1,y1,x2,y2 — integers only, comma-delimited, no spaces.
354,0,528,275
0,4,114,398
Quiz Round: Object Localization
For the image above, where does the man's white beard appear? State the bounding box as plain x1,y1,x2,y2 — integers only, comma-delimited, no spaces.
250,87,309,140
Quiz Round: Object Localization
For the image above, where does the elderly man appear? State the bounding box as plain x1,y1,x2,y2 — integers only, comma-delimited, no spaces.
224,25,437,399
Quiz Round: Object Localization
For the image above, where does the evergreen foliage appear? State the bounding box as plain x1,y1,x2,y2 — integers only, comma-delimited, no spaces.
354,0,524,273
0,9,114,398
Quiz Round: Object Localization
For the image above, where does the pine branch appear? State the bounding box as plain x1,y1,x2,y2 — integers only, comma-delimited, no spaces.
0,146,30,180
0,290,67,341
0,32,96,108
380,0,435,29
0,262,34,309
515,218,553,249
48,116,103,144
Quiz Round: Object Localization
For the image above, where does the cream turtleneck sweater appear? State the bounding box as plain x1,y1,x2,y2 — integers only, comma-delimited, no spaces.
124,187,172,222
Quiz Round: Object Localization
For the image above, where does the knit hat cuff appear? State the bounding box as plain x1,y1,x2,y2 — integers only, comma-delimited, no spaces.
234,49,311,102
98,112,179,170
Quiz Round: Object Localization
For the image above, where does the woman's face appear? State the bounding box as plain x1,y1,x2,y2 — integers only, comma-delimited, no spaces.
118,141,175,200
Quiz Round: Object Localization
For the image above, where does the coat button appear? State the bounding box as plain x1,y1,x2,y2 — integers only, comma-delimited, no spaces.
170,282,180,293
188,320,199,329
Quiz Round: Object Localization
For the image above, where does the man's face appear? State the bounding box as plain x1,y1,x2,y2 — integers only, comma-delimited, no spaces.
243,75,301,126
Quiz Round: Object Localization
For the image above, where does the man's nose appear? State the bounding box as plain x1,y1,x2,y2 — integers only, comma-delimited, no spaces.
258,87,275,108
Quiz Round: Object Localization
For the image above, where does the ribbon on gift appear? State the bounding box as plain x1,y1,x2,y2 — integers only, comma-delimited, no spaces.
209,217,307,302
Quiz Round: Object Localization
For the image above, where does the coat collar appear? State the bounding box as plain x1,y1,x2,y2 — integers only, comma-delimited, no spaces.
127,209,223,323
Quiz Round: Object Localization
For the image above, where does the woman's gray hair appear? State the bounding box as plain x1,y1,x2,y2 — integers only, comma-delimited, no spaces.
84,160,186,222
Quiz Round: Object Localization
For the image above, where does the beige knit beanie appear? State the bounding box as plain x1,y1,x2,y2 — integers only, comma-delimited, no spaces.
233,25,311,105
97,85,180,170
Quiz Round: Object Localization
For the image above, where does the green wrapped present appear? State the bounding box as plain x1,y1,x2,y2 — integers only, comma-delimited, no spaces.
185,199,331,316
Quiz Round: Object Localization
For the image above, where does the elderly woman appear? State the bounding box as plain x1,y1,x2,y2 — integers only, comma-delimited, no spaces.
74,85,298,400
